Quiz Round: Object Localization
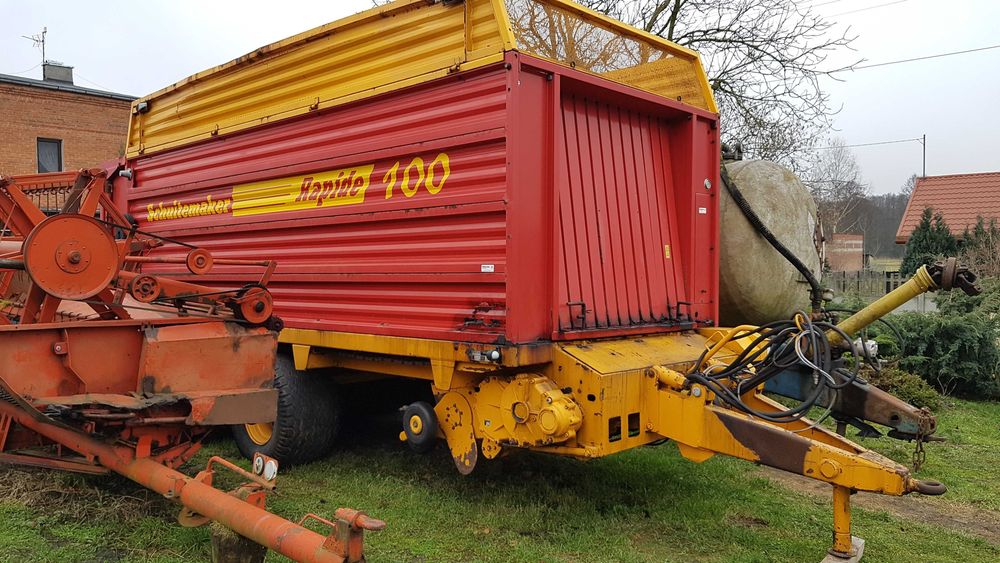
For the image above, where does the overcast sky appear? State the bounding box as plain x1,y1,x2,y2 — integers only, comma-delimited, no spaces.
2,0,997,194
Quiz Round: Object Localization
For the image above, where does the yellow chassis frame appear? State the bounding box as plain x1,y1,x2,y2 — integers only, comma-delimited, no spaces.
282,330,920,558
280,265,953,558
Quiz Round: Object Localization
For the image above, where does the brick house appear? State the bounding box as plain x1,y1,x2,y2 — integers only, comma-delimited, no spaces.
826,233,865,272
0,62,134,176
896,171,1000,243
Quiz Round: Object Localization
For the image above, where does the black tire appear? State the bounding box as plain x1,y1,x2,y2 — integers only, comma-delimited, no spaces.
402,401,438,454
232,353,340,465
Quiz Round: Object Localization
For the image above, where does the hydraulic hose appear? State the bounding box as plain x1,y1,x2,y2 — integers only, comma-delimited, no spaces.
719,162,824,313
686,313,858,425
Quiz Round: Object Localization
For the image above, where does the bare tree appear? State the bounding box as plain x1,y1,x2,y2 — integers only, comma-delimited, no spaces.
370,0,855,169
558,1,858,169
963,231,1000,279
804,137,869,234
961,217,1000,278
900,174,918,197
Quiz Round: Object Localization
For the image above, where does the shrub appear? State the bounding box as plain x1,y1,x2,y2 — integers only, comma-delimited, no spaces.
860,365,943,411
868,312,1000,399
935,277,1000,318
872,333,898,359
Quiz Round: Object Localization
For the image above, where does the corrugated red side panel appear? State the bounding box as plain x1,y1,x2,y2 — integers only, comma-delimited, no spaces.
521,54,718,337
119,53,719,345
123,66,511,342
557,94,684,330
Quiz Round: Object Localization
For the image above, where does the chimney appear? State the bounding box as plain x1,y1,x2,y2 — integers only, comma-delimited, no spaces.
42,61,74,84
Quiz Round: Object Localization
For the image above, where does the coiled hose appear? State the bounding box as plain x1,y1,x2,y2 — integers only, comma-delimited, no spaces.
686,313,864,425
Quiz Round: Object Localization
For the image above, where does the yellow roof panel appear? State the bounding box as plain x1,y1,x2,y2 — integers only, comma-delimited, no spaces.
127,0,716,158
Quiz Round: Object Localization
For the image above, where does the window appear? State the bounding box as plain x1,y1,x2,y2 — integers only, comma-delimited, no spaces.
37,138,63,173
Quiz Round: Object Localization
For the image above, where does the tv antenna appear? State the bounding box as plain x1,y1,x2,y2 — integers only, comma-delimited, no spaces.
22,27,47,64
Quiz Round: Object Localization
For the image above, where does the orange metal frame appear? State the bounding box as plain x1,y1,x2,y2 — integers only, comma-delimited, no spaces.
0,169,382,561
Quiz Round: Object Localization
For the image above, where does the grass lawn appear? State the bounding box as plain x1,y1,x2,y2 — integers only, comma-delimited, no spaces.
1,400,998,562
854,398,1000,512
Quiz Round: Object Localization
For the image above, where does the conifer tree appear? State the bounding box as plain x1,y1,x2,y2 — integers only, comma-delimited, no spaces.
900,208,957,276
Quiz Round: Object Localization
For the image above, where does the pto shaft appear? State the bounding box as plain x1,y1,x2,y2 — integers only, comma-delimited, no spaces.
833,266,936,345
830,259,980,347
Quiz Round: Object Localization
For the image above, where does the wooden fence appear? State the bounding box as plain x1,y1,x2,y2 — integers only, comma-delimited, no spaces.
827,270,905,298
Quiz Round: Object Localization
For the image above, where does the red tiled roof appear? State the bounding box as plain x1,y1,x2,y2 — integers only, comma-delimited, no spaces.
895,171,1000,243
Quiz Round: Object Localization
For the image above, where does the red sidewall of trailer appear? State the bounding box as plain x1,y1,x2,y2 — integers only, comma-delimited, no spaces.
118,52,719,345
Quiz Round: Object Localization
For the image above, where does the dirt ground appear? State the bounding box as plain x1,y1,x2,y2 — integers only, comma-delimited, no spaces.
763,467,1000,546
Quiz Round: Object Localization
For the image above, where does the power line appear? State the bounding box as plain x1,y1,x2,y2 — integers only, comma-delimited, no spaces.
75,73,113,92
738,137,919,151
4,63,41,76
851,43,1000,70
810,138,923,150
804,0,849,8
830,0,910,17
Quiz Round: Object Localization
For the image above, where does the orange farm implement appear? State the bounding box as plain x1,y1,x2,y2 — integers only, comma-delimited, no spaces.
0,168,382,562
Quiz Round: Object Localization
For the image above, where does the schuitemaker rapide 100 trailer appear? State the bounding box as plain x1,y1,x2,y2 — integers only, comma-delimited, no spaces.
110,0,970,558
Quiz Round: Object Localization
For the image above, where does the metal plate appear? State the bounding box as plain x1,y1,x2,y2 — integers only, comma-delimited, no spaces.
435,392,479,475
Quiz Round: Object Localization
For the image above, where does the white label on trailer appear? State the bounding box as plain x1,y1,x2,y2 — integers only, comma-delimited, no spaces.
481,264,495,273
698,207,708,214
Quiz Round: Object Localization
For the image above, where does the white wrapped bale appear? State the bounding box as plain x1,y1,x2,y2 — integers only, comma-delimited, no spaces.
719,160,822,326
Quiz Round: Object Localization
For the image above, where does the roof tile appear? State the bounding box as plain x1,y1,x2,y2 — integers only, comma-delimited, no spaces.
895,172,1000,243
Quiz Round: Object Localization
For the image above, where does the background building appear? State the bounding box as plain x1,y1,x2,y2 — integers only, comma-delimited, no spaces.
826,233,865,272
896,171,1000,243
0,62,134,176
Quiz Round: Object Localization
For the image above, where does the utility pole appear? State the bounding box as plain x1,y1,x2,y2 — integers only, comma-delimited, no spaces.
921,134,926,177
21,27,47,65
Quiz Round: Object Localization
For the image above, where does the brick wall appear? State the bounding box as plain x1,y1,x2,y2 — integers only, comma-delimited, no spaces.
0,83,131,176
826,233,865,272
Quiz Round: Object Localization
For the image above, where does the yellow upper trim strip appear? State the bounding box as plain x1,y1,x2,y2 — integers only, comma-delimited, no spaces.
134,0,435,106
127,0,717,158
127,0,501,157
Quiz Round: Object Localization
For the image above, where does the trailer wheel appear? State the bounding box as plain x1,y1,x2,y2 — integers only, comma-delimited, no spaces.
402,401,438,453
232,353,340,465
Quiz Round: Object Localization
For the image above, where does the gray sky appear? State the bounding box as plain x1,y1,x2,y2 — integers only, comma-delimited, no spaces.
2,0,997,194
812,0,1000,194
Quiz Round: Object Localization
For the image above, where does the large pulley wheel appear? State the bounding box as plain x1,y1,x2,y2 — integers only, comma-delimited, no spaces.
233,284,274,325
22,214,119,300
